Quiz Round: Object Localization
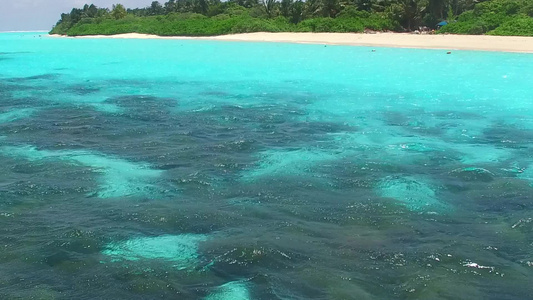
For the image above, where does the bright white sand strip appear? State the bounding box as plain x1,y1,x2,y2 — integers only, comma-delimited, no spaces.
51,32,533,53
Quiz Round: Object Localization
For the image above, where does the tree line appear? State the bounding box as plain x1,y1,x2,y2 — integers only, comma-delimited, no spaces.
50,0,533,36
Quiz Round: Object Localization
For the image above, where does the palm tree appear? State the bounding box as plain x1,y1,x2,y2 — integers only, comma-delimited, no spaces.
392,0,428,30
304,0,322,18
111,4,127,20
262,0,277,17
322,0,341,17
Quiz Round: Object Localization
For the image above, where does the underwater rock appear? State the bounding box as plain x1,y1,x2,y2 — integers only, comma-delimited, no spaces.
0,145,162,198
329,131,446,165
102,234,207,270
449,167,495,182
9,85,121,113
376,176,448,212
204,281,251,300
456,144,512,164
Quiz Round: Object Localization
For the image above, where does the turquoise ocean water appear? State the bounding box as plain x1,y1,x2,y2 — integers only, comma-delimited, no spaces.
0,32,532,299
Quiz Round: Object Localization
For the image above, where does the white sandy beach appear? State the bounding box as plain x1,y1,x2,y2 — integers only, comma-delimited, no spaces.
51,32,533,53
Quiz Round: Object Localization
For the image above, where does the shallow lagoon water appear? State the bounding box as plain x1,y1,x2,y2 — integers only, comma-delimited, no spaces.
102,234,207,267
0,145,162,198
0,32,532,299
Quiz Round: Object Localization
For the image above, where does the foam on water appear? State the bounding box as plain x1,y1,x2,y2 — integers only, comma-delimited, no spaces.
102,234,207,269
0,145,162,198
376,175,448,212
204,281,251,300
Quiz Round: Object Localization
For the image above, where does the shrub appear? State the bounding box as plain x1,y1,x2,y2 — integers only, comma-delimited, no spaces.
439,0,533,35
488,16,533,35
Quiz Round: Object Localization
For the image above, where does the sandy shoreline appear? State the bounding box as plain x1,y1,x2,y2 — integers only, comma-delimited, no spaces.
50,32,533,53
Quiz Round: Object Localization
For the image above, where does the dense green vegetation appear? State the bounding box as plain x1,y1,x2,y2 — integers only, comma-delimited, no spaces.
439,0,533,35
50,0,533,36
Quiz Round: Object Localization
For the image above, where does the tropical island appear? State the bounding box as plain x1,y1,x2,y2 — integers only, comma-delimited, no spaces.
50,0,533,37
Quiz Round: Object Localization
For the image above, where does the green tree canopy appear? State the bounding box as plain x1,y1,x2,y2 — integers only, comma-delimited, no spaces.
111,3,127,19
49,0,533,36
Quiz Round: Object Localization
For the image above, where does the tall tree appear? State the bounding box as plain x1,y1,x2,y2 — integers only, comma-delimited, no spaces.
230,0,259,8
281,0,294,17
304,0,322,18
148,1,165,15
69,8,83,23
87,4,99,18
164,0,177,13
194,0,210,14
428,0,447,22
322,0,340,17
391,0,428,30
262,0,277,17
289,0,305,23
111,4,127,19
354,0,373,12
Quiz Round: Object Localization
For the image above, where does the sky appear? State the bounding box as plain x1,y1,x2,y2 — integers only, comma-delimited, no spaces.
0,0,152,31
